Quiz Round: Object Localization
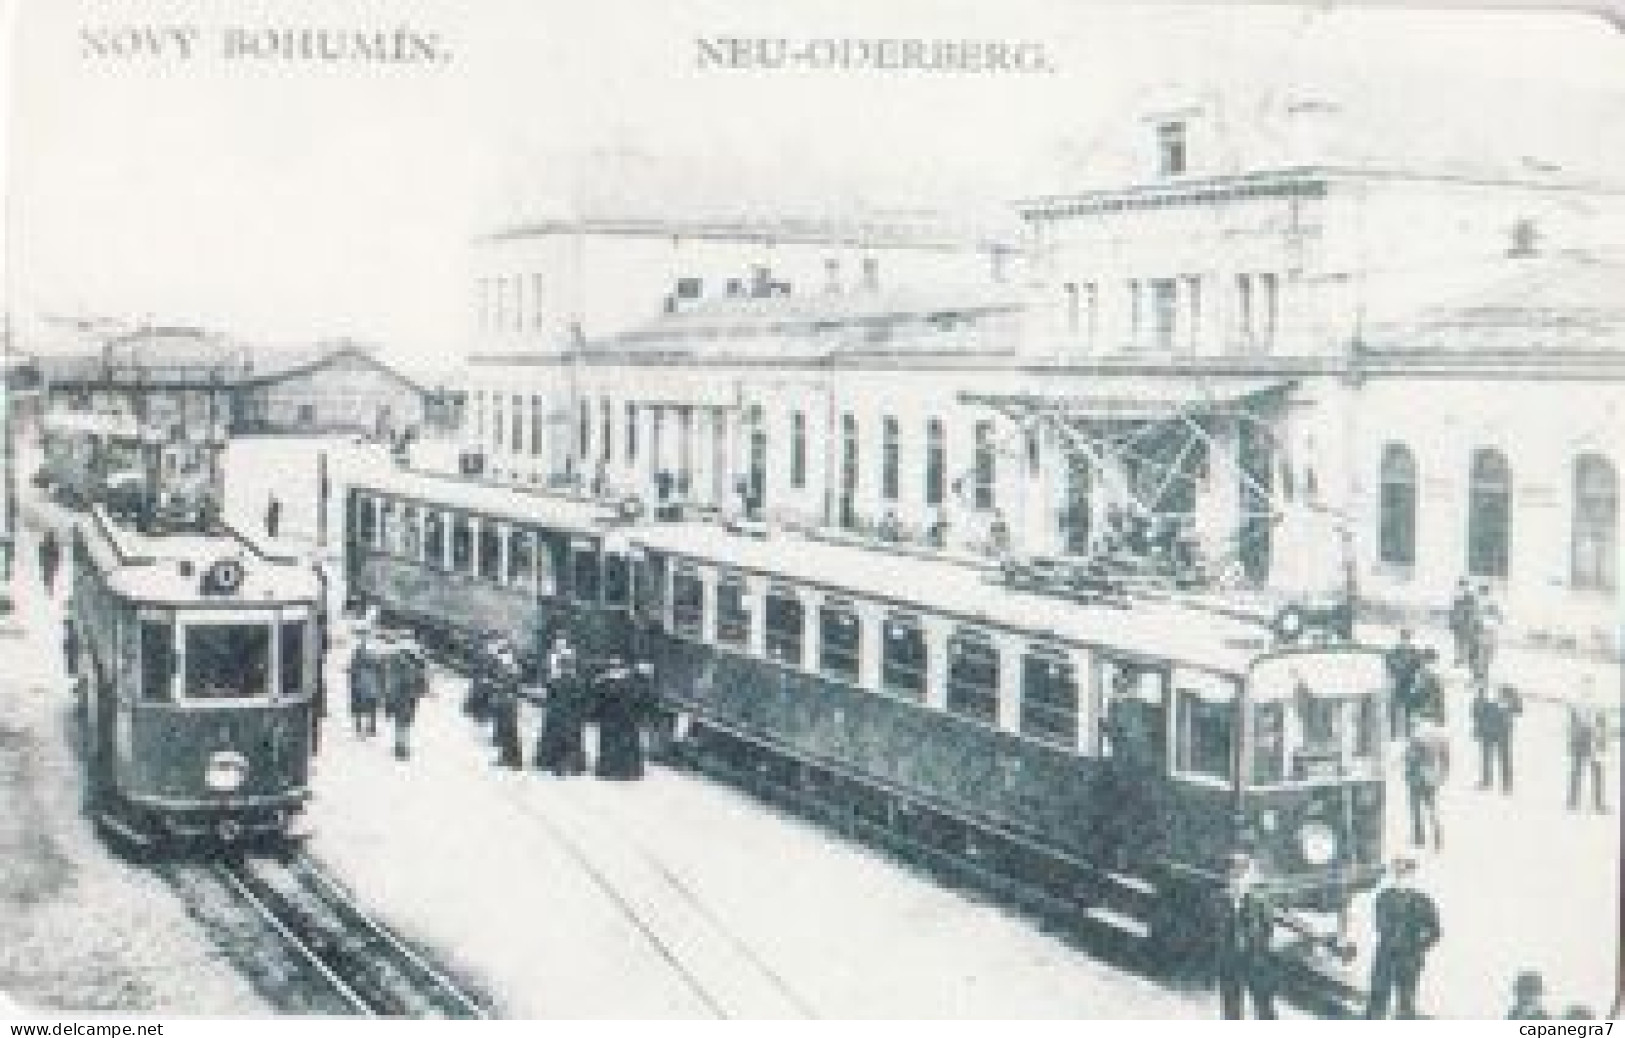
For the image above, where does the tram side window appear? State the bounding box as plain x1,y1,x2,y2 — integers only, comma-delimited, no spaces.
140,619,174,702
185,624,270,699
819,602,861,684
280,620,306,697
764,591,804,666
946,633,999,724
380,502,398,554
716,577,751,649
356,495,377,547
881,615,927,700
402,506,421,559
672,570,705,640
635,555,667,624
1175,689,1234,781
451,515,473,573
424,512,446,568
604,554,630,607
1021,652,1079,750
509,530,534,586
572,547,601,603
479,526,502,582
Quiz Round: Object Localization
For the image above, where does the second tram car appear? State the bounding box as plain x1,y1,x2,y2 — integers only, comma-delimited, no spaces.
71,506,324,847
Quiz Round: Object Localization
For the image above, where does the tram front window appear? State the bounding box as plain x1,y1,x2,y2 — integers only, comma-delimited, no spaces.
184,624,270,699
1247,652,1385,786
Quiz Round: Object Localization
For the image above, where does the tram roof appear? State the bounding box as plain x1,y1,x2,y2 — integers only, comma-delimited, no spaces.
351,467,621,535
632,523,1267,674
77,509,321,606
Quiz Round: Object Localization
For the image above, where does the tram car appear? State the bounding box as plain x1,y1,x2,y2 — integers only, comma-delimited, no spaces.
627,521,1388,963
343,470,637,677
70,506,324,848
37,411,145,509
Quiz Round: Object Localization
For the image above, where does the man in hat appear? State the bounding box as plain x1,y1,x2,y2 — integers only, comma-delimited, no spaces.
1404,719,1450,850
1384,629,1424,739
384,635,428,760
489,640,524,769
1567,690,1611,813
593,662,649,781
348,627,381,737
1214,852,1278,1019
1506,970,1551,1019
534,633,587,776
1365,857,1441,1019
1447,578,1477,669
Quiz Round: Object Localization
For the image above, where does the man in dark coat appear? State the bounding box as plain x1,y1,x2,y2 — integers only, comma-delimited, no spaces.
264,495,282,539
1404,721,1449,850
38,529,61,596
534,639,587,775
1506,970,1551,1020
1214,853,1277,1019
489,643,524,769
593,664,648,780
1447,579,1477,668
1385,630,1424,739
384,638,428,760
1471,683,1508,791
1489,683,1521,794
1568,693,1610,813
1365,857,1441,1019
349,631,381,737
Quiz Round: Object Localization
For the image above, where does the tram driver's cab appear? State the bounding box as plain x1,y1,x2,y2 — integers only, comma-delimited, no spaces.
1237,649,1387,910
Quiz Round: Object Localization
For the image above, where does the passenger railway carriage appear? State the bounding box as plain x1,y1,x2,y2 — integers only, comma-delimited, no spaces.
343,472,1388,962
71,507,324,848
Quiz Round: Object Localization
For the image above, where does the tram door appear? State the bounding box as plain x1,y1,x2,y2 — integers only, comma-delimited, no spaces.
1093,653,1173,858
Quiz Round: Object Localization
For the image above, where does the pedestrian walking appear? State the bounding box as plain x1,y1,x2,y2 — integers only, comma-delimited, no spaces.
1385,629,1424,739
1568,690,1611,813
349,629,381,737
384,636,428,760
1404,720,1449,850
1365,857,1441,1019
1490,683,1522,794
1468,584,1501,687
38,529,61,596
1447,578,1477,668
490,642,524,769
1471,682,1508,791
264,494,282,539
593,663,649,781
1412,650,1446,726
1214,852,1277,1019
1505,970,1551,1019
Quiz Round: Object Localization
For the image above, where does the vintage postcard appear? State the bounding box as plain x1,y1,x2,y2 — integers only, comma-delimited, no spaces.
1,0,1620,1023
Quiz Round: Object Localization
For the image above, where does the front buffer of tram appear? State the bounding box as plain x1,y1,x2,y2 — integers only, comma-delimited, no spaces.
71,504,324,852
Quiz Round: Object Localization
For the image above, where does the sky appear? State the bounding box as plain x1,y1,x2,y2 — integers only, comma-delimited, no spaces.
4,0,1625,374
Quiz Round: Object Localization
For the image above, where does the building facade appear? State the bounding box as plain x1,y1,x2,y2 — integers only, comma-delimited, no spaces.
235,343,428,438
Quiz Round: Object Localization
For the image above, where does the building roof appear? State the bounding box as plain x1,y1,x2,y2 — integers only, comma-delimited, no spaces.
1364,250,1625,356
38,337,429,395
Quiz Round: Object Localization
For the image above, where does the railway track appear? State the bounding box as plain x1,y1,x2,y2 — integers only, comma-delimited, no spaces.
664,721,1374,1019
164,853,489,1018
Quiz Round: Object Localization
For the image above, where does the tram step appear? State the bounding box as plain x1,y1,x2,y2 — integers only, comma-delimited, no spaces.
1083,904,1151,941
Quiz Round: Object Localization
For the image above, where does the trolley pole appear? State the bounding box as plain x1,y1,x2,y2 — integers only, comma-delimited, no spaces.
317,449,329,548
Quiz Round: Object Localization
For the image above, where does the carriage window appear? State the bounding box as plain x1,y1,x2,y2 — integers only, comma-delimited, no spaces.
764,590,804,666
672,570,705,639
402,506,421,559
509,530,534,585
379,501,398,554
946,632,999,724
479,526,503,582
636,555,667,624
881,614,927,700
140,618,174,702
572,546,601,603
1252,702,1286,785
819,602,862,684
716,576,751,649
280,620,306,697
1100,661,1168,767
604,554,630,607
451,515,473,573
424,512,446,568
1175,690,1234,781
184,624,270,699
1021,651,1078,749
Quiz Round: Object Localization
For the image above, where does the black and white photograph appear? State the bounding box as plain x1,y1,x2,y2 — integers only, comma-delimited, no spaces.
0,0,1620,1022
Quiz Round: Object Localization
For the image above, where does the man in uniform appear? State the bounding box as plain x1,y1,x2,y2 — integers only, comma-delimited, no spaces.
1384,629,1424,739
1214,852,1277,1019
1365,857,1441,1019
1405,720,1450,850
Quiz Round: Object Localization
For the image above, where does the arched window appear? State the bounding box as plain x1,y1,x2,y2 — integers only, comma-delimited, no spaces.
1378,444,1417,566
1467,448,1512,579
1573,454,1617,592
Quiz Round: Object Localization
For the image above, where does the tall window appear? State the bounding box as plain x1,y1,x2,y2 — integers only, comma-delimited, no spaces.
511,395,523,453
1063,283,1080,334
881,614,927,701
790,411,807,489
1258,273,1279,349
1021,650,1079,750
1128,280,1143,347
747,406,767,512
1181,275,1201,355
1468,448,1512,579
840,413,859,529
474,391,486,439
1237,273,1254,348
1150,278,1178,352
578,401,591,462
765,589,804,666
819,600,861,683
716,575,751,649
973,420,996,510
530,396,544,456
625,403,638,464
493,395,505,449
532,273,545,330
600,399,612,465
1157,121,1187,176
925,419,945,506
1379,443,1418,566
1573,454,1618,592
946,631,999,725
881,416,900,502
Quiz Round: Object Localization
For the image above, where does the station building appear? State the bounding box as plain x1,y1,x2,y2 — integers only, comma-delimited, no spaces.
452,90,1625,656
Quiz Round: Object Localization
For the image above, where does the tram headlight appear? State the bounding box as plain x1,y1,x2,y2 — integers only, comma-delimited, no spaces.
1297,819,1338,866
204,751,250,792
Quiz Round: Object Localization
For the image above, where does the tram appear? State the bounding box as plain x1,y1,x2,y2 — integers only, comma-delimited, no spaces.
70,505,324,848
39,409,218,529
37,411,144,510
341,471,1388,962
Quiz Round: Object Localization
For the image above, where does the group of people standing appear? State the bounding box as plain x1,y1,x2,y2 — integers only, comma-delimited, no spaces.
348,624,428,760
464,629,652,781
